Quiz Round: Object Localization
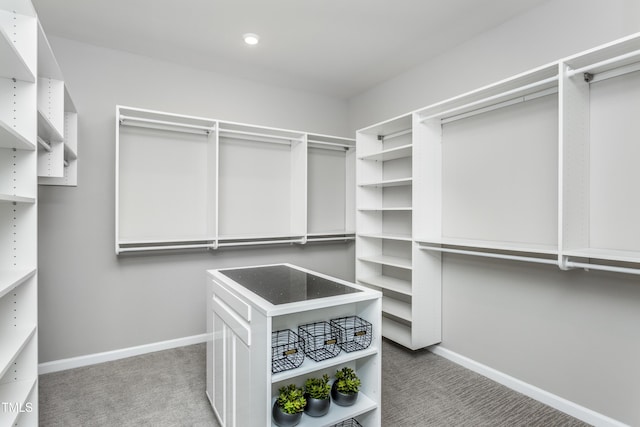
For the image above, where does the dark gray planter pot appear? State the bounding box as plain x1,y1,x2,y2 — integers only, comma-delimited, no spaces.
331,382,359,407
304,395,330,417
272,403,303,427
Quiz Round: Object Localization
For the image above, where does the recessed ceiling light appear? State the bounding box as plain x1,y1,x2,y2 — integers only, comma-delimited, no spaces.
243,33,260,46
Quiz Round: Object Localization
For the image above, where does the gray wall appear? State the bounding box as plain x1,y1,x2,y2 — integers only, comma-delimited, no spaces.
38,37,354,363
348,0,640,425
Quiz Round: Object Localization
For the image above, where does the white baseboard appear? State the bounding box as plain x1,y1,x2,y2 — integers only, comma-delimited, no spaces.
39,333,210,375
428,345,628,427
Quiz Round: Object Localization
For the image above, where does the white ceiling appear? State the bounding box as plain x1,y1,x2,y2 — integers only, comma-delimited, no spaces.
32,0,550,99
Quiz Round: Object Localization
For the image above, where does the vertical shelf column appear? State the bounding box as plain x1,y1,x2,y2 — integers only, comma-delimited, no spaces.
0,1,38,425
356,113,441,350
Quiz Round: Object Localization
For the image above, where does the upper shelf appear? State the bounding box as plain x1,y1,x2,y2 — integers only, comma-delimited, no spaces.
0,120,35,150
359,144,412,161
0,21,34,82
414,63,559,122
0,193,36,204
359,178,413,188
37,109,63,142
37,20,62,81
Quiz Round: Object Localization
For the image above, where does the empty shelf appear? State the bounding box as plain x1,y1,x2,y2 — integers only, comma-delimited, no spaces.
359,144,412,161
0,25,34,82
0,121,35,150
358,232,412,242
358,275,412,296
359,178,412,188
358,254,412,270
0,269,36,299
382,297,411,322
0,194,36,204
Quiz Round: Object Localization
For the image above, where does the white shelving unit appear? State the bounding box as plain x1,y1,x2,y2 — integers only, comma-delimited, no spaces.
560,34,640,274
37,21,78,186
307,133,355,243
0,1,38,424
354,34,640,349
115,106,355,254
356,114,441,350
218,122,307,243
206,264,381,427
412,62,560,265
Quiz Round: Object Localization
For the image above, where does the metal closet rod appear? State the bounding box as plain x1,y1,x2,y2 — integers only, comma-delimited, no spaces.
37,136,51,152
307,139,353,148
566,48,640,78
419,75,558,123
118,243,215,253
379,128,411,141
441,86,558,125
219,128,303,145
585,61,640,84
419,244,558,266
565,260,640,276
119,114,215,134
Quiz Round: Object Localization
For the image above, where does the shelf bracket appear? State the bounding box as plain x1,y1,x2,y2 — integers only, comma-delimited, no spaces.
583,72,594,83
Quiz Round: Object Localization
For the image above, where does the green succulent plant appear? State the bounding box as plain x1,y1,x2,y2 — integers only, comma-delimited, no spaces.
276,384,306,414
304,374,331,400
334,367,361,394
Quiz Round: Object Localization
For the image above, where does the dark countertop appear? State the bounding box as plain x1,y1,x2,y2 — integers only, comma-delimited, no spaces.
220,264,361,305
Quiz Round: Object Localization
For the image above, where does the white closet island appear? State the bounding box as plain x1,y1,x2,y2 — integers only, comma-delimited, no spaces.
206,264,381,427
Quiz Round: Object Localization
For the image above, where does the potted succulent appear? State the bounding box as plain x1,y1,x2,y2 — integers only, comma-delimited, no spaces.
272,384,306,427
331,367,361,406
303,374,331,417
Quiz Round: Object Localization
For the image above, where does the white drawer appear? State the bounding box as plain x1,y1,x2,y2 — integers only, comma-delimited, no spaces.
212,279,251,322
212,297,251,346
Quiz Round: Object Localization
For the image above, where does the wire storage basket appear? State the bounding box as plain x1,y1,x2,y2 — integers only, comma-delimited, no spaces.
331,418,363,427
271,329,305,373
298,321,341,362
330,316,372,353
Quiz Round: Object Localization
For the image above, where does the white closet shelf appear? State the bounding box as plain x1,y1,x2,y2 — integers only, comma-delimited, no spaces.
564,34,640,78
415,63,558,122
269,392,377,427
359,275,411,296
358,232,412,242
0,378,36,426
358,207,412,212
0,24,34,82
272,346,378,383
64,143,77,160
37,21,63,80
0,326,36,380
381,317,412,349
359,178,412,188
358,144,413,161
0,269,35,300
0,121,35,150
0,194,35,204
37,109,63,142
358,254,412,270
382,297,411,322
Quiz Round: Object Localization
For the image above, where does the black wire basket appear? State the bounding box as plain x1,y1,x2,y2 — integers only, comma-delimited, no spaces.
271,329,305,373
298,321,341,362
330,316,373,353
332,418,363,427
